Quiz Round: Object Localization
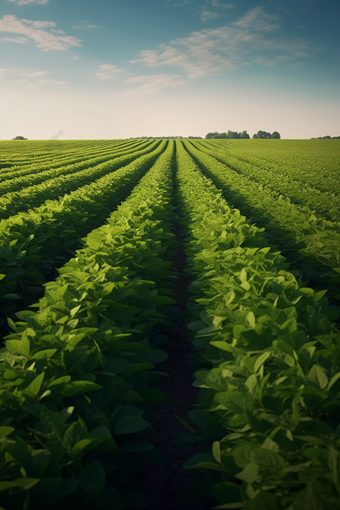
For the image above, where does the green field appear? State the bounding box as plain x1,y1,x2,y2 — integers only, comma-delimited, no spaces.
1,139,340,510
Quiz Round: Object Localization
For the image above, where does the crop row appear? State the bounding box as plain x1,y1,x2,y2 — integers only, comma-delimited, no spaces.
176,142,340,510
0,140,119,168
195,141,340,224
0,140,133,181
0,140,148,196
0,141,177,510
0,141,166,331
0,141,159,220
183,142,340,302
203,139,340,195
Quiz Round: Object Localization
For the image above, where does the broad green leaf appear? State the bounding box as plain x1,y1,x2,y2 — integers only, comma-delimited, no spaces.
23,372,45,398
0,427,15,439
308,365,328,389
254,351,271,373
245,311,256,328
114,416,149,435
212,441,221,464
235,462,259,483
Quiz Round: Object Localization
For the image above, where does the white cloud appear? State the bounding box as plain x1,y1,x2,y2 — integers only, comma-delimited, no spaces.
0,15,82,51
131,7,311,79
1,36,29,44
8,0,49,5
22,70,49,77
95,64,123,80
201,1,233,22
73,24,99,29
70,55,80,60
26,20,56,28
125,74,187,94
201,10,220,21
211,1,233,9
16,77,68,88
0,68,68,89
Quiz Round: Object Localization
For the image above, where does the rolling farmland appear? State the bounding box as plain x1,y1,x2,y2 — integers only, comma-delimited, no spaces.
0,138,340,510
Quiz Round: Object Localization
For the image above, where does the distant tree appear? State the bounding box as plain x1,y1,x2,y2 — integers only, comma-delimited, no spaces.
271,131,281,139
313,135,340,139
12,135,27,140
256,130,271,139
226,130,240,139
240,130,250,139
252,133,258,139
206,131,250,139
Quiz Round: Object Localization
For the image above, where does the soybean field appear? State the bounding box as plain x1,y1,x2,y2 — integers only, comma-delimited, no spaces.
1,138,340,510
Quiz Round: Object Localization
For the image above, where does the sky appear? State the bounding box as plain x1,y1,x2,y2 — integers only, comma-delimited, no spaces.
0,0,339,139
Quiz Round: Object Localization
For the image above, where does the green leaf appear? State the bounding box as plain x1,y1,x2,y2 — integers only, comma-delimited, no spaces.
211,341,232,352
212,441,221,464
23,372,45,398
239,269,247,282
0,426,15,439
124,363,154,377
235,462,259,483
327,372,340,391
308,365,328,389
114,416,149,435
32,349,58,360
245,311,256,328
254,351,271,373
79,460,106,494
62,380,102,398
251,448,286,471
6,338,30,356
0,478,39,493
182,453,216,469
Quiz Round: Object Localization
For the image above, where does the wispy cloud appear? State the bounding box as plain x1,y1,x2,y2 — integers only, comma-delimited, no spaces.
1,36,28,44
22,70,49,77
125,74,187,94
201,1,233,22
131,7,312,79
95,64,123,80
201,10,220,21
0,67,67,88
164,1,191,6
211,1,233,9
73,24,99,29
18,78,68,88
0,15,82,51
8,0,49,5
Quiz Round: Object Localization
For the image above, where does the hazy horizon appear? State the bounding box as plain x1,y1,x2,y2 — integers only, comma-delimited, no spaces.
0,0,339,140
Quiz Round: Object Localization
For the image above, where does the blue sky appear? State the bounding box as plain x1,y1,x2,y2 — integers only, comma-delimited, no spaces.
0,0,339,139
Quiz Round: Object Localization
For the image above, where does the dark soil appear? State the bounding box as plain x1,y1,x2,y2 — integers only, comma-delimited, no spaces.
127,162,212,509
129,236,211,510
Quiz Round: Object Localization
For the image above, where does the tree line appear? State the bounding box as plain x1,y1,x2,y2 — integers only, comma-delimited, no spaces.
311,135,340,139
205,130,281,139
